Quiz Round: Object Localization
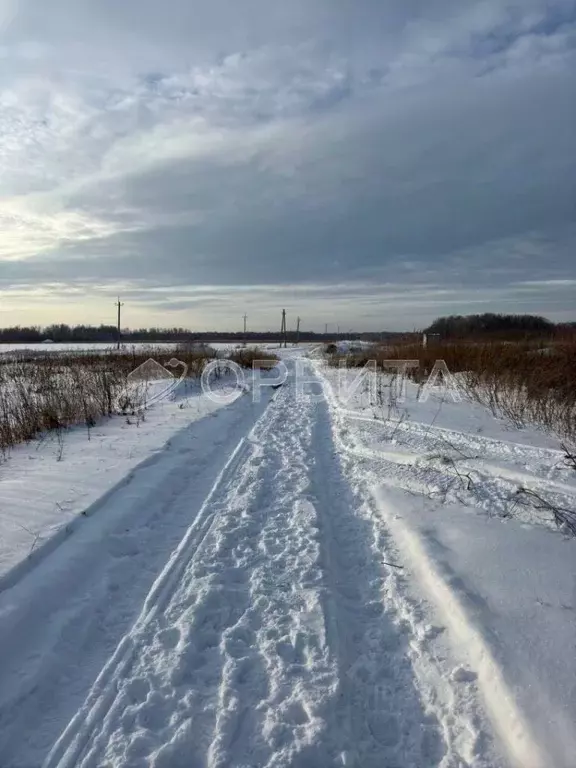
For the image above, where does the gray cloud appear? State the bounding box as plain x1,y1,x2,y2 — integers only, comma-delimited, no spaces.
0,0,575,329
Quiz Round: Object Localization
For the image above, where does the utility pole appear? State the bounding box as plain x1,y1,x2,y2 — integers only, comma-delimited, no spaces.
280,309,287,348
324,323,328,336
115,297,124,350
296,316,301,345
242,313,248,346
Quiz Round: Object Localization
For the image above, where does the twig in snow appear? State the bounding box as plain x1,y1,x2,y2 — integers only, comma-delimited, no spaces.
513,487,576,536
432,431,478,461
561,443,576,472
422,390,448,440
445,457,475,491
388,411,408,441
13,521,41,555
425,454,475,493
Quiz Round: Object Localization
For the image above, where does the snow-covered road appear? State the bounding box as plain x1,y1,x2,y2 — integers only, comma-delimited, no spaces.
0,387,275,767
1,354,575,767
42,367,472,768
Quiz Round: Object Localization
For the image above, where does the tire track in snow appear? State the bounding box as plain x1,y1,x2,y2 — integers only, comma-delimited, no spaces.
0,391,273,768
332,403,566,461
45,383,336,768
318,370,576,529
314,358,554,767
300,366,504,768
303,399,451,768
345,414,576,497
206,389,334,768
373,489,548,768
341,427,576,527
44,393,283,768
45,360,512,768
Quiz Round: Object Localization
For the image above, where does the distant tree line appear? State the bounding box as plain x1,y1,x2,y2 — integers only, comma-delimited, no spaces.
2,316,572,344
0,324,403,344
424,313,568,339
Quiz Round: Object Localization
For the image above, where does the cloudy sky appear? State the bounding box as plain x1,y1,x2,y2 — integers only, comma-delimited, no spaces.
0,0,575,332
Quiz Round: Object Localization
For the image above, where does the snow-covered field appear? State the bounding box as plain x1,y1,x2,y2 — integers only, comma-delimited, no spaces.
0,342,180,354
0,342,250,355
0,342,285,354
0,346,575,767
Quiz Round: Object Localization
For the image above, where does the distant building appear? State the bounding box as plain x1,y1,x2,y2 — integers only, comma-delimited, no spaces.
423,333,441,347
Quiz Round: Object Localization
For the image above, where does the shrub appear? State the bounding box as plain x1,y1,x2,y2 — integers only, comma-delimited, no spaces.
0,344,282,454
327,338,576,440
0,345,221,455
227,347,279,369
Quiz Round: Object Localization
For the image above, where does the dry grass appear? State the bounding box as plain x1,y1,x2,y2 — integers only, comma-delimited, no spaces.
327,338,576,439
0,345,278,455
227,346,279,369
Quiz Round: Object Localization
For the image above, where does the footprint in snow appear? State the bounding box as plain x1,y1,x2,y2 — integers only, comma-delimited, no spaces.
157,626,181,650
450,665,477,683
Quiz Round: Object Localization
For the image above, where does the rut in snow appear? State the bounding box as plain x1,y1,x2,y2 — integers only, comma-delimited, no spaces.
45,371,478,768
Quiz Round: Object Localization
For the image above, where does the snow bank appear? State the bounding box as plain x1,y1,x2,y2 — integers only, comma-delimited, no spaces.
375,487,576,768
0,379,244,587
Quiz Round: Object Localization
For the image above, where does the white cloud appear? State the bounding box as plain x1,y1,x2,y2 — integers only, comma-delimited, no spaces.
0,197,134,260
0,0,574,327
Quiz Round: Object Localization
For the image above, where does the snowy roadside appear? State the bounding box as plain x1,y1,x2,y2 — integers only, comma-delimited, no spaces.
318,362,576,530
0,346,296,590
0,376,281,767
374,488,576,768
0,377,245,588
314,357,576,767
40,357,505,768
1,349,575,767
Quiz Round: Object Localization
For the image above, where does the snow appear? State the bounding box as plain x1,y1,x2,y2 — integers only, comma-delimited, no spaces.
0,378,245,585
319,359,576,766
0,346,574,767
374,489,576,768
320,364,576,530
0,342,184,354
0,342,279,355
